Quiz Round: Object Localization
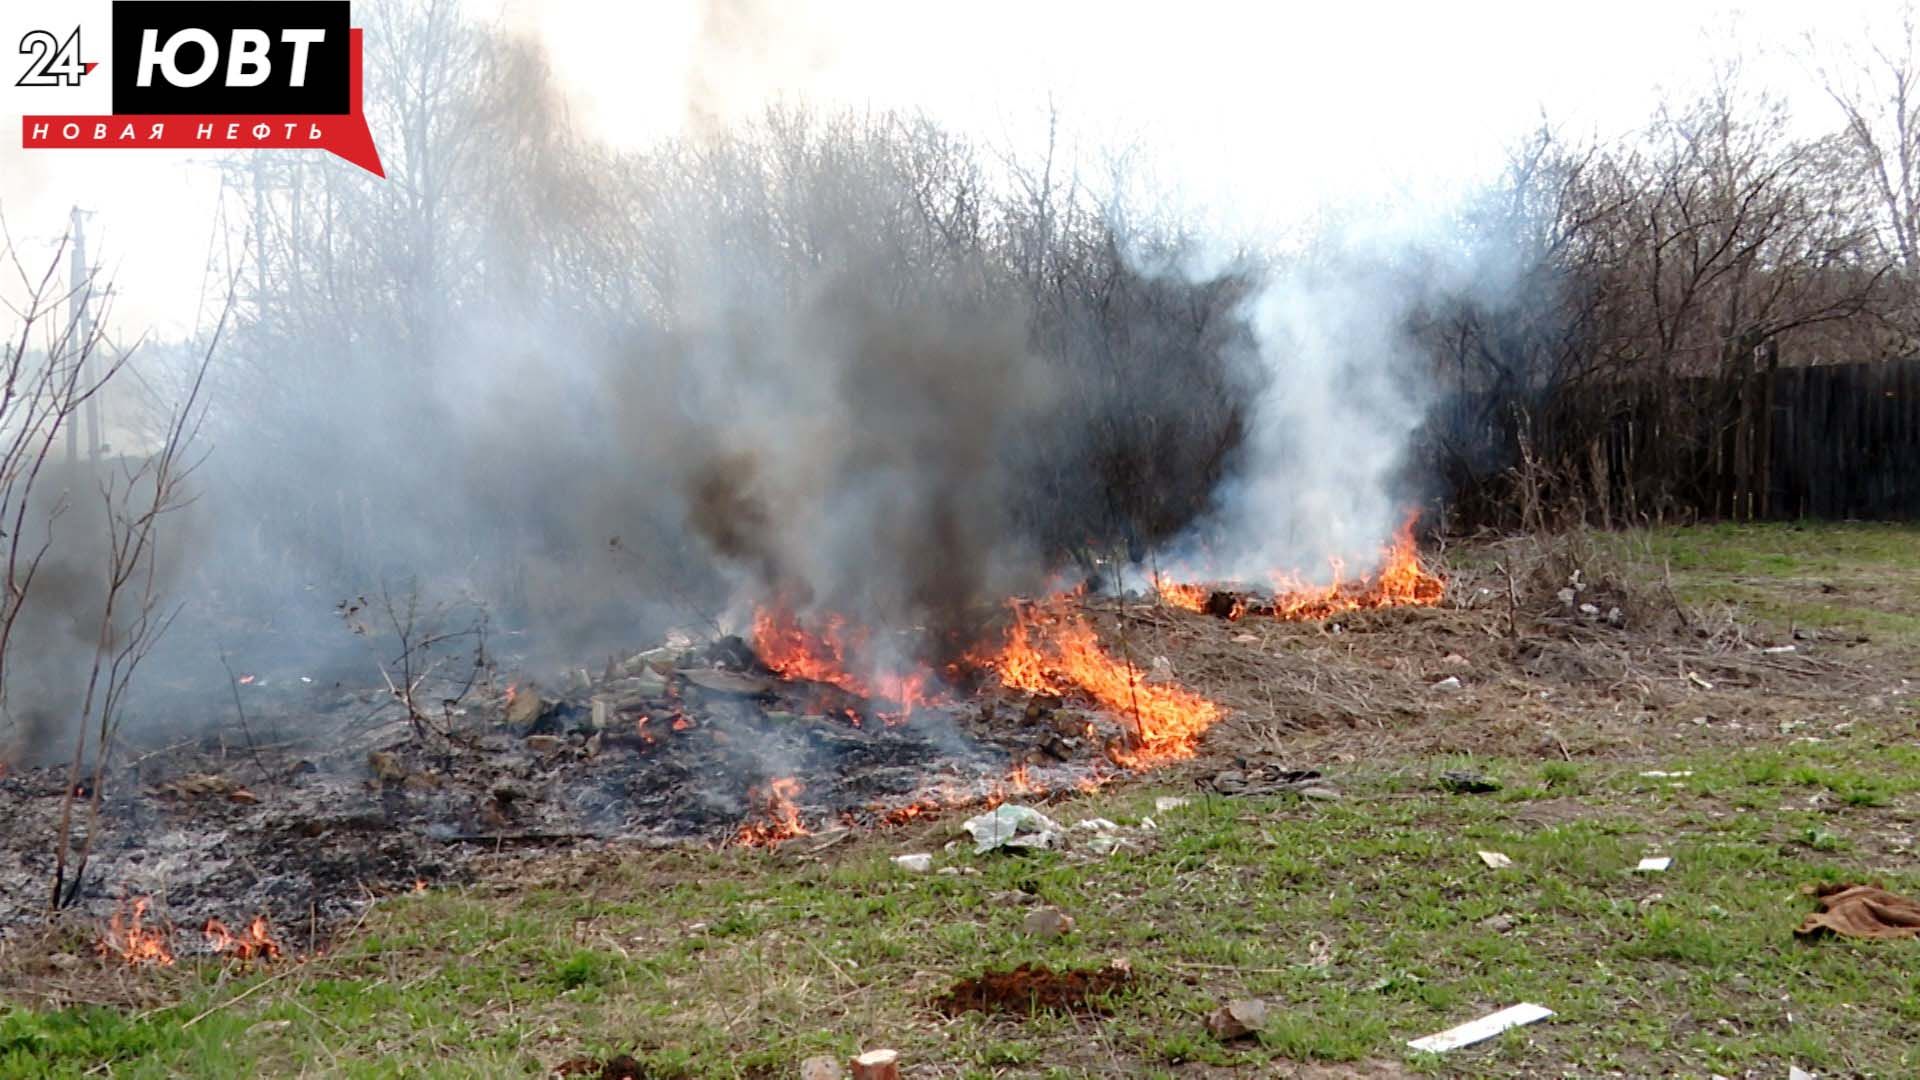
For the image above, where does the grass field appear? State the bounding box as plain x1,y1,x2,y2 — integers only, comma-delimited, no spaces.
3,523,1918,1078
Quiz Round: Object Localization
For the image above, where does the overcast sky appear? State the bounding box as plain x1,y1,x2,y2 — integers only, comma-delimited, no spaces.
0,0,1903,337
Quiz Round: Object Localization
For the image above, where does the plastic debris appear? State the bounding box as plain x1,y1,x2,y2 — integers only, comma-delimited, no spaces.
1154,796,1191,812
1408,1002,1553,1053
1635,856,1673,872
962,804,1063,853
890,852,933,873
1206,998,1270,1040
1477,850,1513,869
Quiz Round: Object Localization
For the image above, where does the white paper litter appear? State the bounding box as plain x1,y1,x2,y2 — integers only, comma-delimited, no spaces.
1638,770,1693,779
1153,796,1190,813
1789,1067,1814,1080
1477,850,1513,869
1635,856,1673,872
890,853,933,873
1408,1002,1553,1053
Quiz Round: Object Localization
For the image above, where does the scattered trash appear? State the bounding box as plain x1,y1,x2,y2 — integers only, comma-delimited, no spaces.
1763,644,1798,655
1074,818,1121,833
1407,1002,1553,1053
1211,764,1322,795
962,804,1063,853
1638,770,1693,779
1687,671,1714,691
849,1049,900,1080
1477,850,1513,869
1206,997,1270,1041
1430,675,1463,692
1635,856,1672,872
1439,771,1501,794
890,852,933,873
800,1056,845,1080
1479,914,1516,934
1022,907,1075,938
1789,1067,1814,1080
1154,796,1190,813
1795,882,1920,940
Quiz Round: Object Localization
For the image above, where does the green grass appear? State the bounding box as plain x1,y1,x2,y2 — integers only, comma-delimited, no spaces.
5,737,1919,1078
7,520,1919,1077
1614,521,1920,644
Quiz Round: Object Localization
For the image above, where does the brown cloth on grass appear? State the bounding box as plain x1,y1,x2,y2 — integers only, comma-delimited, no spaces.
1795,883,1920,940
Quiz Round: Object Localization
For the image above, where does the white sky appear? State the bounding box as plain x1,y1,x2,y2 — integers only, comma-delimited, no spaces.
0,0,1902,337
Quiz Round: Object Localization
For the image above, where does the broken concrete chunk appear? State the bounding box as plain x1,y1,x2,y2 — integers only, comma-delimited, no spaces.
1206,997,1269,1040
1022,907,1075,938
799,1056,845,1080
505,687,551,731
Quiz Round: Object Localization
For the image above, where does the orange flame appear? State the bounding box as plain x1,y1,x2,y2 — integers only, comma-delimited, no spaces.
1157,517,1444,622
203,915,283,961
751,603,936,720
1153,578,1211,613
1269,518,1443,620
735,777,810,846
99,896,174,967
988,598,1223,768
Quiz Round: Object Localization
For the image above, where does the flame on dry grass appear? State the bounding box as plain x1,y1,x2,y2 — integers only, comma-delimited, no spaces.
203,914,283,961
734,777,810,846
988,597,1223,768
99,896,174,967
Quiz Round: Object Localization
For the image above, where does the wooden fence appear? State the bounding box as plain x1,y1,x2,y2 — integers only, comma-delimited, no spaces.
1439,357,1920,525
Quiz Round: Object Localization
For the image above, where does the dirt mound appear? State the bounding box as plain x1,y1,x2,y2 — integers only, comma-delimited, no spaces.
932,960,1135,1016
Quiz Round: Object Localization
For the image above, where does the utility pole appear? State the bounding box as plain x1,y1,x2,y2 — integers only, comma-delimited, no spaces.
65,207,105,469
65,207,84,468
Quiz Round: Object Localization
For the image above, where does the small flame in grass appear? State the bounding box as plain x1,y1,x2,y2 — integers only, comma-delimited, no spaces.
203,915,283,961
735,777,810,846
236,674,256,685
503,683,518,707
412,879,429,894
99,896,174,967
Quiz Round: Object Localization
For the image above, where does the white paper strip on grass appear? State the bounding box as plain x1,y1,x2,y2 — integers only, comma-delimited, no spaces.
1635,856,1673,872
1476,850,1513,869
1408,1003,1554,1053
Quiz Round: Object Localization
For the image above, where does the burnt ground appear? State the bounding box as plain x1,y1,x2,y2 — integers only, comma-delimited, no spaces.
0,524,1917,1077
0,621,1125,954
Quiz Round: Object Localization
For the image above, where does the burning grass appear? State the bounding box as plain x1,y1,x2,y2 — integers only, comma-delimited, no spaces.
1154,517,1445,622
